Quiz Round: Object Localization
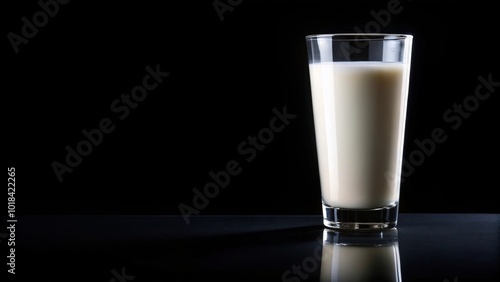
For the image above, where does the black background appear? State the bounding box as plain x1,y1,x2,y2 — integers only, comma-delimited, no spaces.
5,0,499,216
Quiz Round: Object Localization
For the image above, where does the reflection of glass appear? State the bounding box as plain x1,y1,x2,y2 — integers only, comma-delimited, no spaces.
320,228,401,282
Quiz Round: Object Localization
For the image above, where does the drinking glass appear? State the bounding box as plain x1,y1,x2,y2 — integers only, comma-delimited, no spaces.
305,34,413,230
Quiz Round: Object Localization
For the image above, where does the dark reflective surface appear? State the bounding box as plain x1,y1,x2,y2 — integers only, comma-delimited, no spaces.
320,229,401,282
16,214,499,281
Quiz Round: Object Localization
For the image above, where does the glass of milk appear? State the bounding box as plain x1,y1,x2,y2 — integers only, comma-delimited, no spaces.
321,228,401,282
305,34,413,230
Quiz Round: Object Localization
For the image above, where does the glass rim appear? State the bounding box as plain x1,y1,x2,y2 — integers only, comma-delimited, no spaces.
305,33,412,41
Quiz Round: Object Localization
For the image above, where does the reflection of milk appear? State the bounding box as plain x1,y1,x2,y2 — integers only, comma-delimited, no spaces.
309,62,409,209
320,229,401,282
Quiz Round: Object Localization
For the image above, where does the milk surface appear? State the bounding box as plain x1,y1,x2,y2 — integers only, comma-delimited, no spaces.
309,61,408,209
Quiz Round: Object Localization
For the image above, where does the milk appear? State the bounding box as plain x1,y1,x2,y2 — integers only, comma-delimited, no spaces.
309,62,409,209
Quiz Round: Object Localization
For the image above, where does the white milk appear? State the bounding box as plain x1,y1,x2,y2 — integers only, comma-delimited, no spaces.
309,62,408,209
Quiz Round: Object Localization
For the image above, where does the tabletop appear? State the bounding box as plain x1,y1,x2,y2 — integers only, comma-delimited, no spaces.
12,213,500,281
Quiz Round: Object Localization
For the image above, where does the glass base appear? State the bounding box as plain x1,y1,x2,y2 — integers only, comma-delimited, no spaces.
322,203,398,230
